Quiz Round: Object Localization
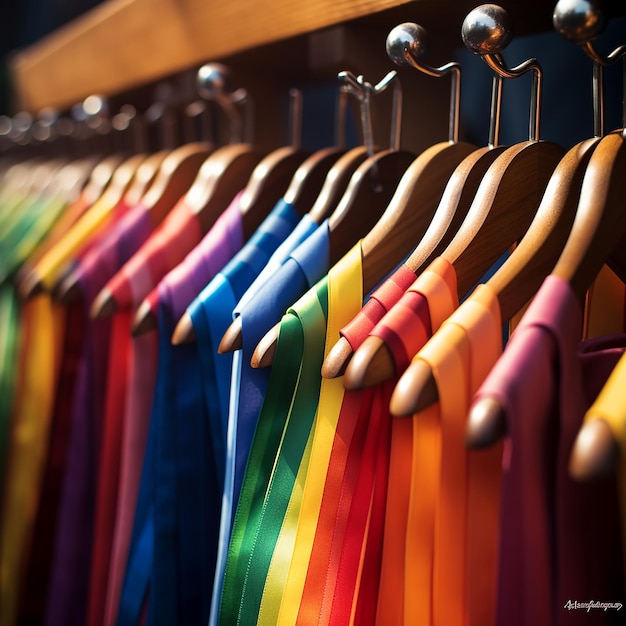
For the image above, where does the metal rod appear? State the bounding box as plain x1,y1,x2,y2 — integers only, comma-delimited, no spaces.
592,62,604,137
288,88,303,150
488,74,503,147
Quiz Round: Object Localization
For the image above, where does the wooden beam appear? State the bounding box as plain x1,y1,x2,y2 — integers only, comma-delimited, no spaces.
10,0,416,112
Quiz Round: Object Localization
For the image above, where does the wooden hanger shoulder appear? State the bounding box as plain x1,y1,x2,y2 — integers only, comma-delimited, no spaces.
551,132,626,301
327,148,416,266
466,136,602,448
359,140,476,296
389,139,566,416
282,146,344,216
443,140,565,296
185,143,263,234
123,150,168,208
140,143,212,224
307,146,370,224
238,146,309,240
339,144,507,387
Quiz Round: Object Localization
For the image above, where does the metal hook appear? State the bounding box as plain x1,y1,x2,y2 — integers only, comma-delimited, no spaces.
337,69,402,156
553,0,626,135
335,86,350,149
197,63,249,144
288,88,303,150
386,22,461,143
462,4,543,142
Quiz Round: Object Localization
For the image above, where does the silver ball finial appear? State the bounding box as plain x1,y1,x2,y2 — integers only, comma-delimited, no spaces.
461,4,513,55
553,0,605,43
197,63,232,100
386,23,429,67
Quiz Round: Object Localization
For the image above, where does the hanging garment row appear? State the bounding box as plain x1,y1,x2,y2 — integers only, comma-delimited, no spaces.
0,2,625,625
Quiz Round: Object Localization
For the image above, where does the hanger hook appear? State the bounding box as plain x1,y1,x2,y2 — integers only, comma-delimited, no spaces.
337,69,402,156
553,0,626,136
462,4,542,142
288,88,303,150
197,63,249,144
335,86,350,149
386,22,460,143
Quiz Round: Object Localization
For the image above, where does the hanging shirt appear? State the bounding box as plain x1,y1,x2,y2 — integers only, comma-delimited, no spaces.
472,275,625,626
107,194,241,626
410,284,504,626
132,196,243,626
234,213,319,313
218,273,330,626
41,203,154,626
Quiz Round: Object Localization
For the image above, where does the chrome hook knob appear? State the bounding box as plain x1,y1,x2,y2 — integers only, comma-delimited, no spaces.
196,63,247,143
461,3,513,55
553,0,605,44
553,0,626,135
386,21,460,143
385,22,429,67
197,63,233,101
462,4,542,142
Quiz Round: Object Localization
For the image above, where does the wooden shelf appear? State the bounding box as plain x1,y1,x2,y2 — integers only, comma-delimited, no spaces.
10,0,418,112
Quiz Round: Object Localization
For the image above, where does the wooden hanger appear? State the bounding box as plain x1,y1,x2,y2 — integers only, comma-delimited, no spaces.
465,131,626,447
217,144,369,354
248,68,421,367
307,145,370,222
88,142,214,315
248,146,418,368
333,37,512,383
336,146,506,384
20,151,147,299
462,136,601,444
466,0,626,456
54,150,170,303
560,135,626,481
389,4,567,416
13,153,123,291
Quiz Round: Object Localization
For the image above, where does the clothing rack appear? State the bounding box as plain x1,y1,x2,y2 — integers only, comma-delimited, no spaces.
2,3,626,626
11,0,626,154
